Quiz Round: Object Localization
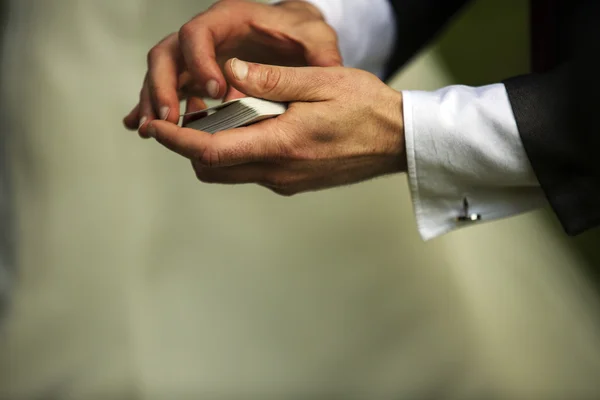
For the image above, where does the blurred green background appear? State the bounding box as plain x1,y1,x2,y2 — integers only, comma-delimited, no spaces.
0,0,599,399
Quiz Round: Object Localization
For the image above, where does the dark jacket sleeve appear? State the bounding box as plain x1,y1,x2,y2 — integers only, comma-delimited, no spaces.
385,0,600,236
503,2,600,235
383,0,472,80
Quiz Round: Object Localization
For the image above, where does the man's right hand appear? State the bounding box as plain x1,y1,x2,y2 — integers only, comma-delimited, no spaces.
123,0,342,137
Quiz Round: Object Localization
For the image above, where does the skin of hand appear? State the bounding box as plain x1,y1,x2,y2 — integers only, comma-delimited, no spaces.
145,59,406,196
122,0,342,137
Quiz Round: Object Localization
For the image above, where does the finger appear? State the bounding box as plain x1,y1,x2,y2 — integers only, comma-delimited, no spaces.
223,86,246,102
301,24,343,67
138,76,157,138
148,118,282,167
147,33,183,124
182,96,208,126
146,120,211,160
224,58,342,102
191,160,272,185
123,103,140,130
250,21,343,67
185,97,207,113
178,8,237,100
178,79,209,99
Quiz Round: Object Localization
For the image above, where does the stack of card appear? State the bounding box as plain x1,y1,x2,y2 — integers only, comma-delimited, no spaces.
183,97,287,134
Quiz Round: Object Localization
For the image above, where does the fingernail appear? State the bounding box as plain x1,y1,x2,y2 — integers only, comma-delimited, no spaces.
147,122,156,138
159,106,170,120
138,116,147,130
206,79,219,99
231,58,248,81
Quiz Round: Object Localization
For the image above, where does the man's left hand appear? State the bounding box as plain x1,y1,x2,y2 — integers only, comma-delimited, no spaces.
147,59,406,196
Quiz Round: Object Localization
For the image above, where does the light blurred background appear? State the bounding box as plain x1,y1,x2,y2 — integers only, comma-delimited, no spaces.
1,0,600,399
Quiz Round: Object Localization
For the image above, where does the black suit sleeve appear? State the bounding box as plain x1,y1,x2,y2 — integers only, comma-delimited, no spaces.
385,0,600,236
503,2,600,236
383,0,472,80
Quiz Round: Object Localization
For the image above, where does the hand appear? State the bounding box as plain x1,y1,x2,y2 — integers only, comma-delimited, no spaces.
123,0,342,137
146,59,406,196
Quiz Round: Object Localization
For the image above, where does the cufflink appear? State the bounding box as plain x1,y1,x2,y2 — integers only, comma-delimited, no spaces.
456,198,481,222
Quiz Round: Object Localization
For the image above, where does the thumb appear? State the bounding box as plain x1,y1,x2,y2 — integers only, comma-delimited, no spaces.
224,58,340,102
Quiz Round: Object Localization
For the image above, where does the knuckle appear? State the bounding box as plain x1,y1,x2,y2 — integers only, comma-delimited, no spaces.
146,46,161,66
324,25,339,42
178,22,196,44
197,144,221,168
313,22,339,44
327,68,348,84
205,2,221,13
211,0,244,12
260,65,283,95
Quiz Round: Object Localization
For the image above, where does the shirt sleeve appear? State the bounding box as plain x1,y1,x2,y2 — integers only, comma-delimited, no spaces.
273,1,546,241
403,84,548,240
270,0,396,77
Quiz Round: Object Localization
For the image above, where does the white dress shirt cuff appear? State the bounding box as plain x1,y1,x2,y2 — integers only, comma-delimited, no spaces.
403,84,547,240
270,0,396,77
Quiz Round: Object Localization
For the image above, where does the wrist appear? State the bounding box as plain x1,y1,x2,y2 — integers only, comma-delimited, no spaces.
274,1,325,21
381,89,407,173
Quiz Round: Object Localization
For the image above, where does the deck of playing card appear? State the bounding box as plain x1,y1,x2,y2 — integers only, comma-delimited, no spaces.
183,97,287,134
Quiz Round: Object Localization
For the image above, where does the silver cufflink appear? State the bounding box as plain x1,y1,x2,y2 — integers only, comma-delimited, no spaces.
457,198,481,222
